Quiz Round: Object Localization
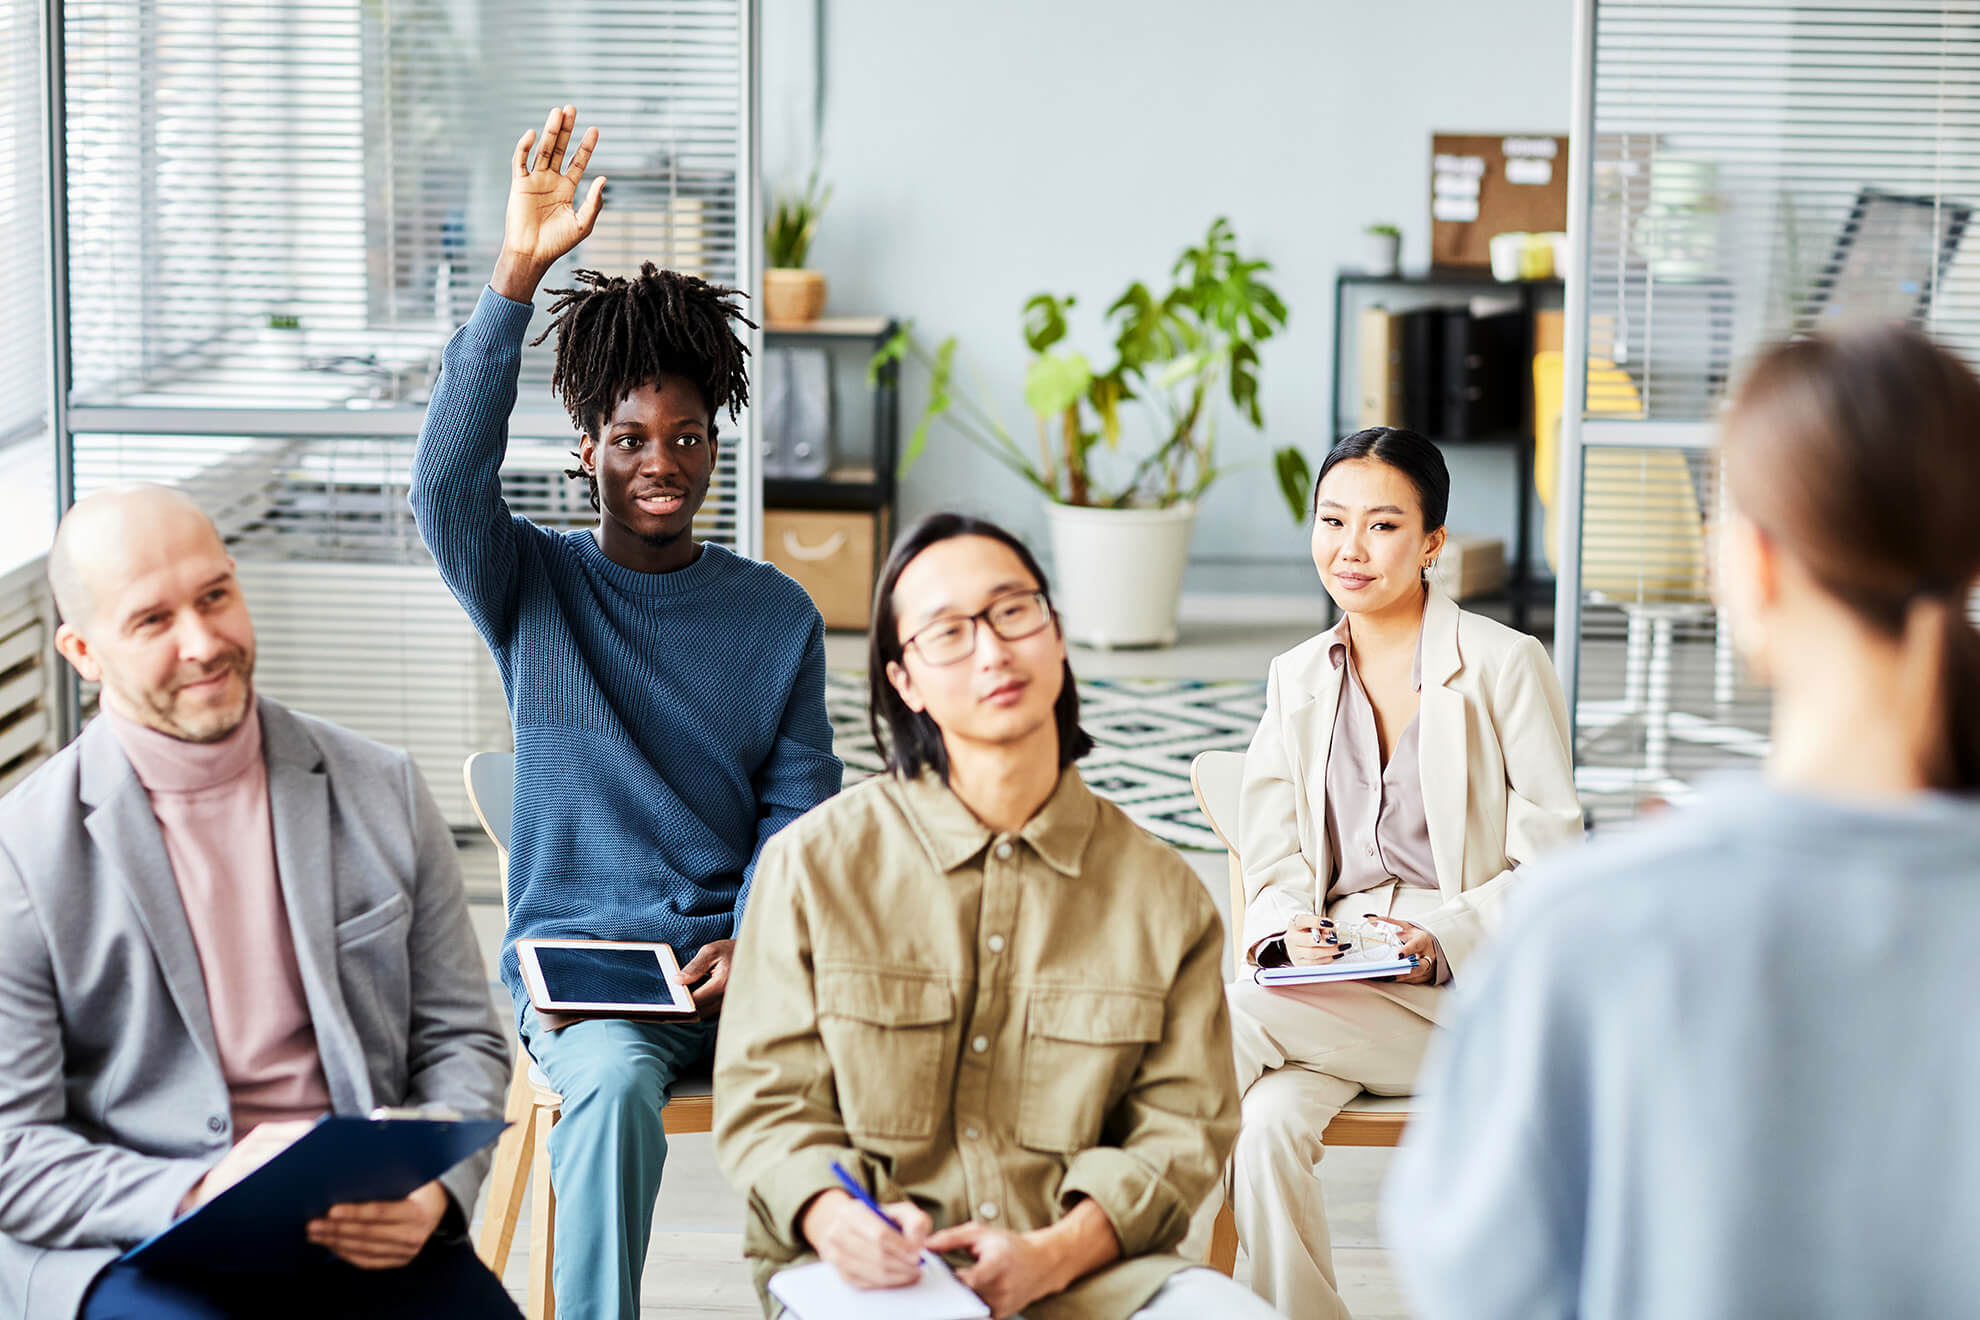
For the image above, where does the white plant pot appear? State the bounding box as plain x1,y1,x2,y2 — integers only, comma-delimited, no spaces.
1044,500,1199,649
1363,232,1400,276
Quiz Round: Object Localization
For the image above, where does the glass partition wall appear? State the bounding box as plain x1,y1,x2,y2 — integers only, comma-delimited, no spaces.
49,0,762,825
1559,1,1980,826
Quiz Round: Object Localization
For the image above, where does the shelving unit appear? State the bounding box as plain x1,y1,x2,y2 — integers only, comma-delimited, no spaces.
761,316,900,629
1329,270,1563,633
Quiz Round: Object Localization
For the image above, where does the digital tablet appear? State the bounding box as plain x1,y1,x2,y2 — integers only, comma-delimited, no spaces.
516,939,700,1021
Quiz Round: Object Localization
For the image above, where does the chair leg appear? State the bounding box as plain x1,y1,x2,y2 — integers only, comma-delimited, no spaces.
1714,605,1737,709
1623,607,1650,714
1207,1202,1239,1277
476,1053,537,1275
528,1103,558,1320
1645,615,1675,780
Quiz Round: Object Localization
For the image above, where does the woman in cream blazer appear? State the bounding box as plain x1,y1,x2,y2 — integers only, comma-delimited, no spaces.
1225,427,1582,1320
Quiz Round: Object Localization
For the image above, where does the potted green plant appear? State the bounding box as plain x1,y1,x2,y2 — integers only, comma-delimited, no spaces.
873,217,1302,647
1363,221,1401,276
764,169,833,323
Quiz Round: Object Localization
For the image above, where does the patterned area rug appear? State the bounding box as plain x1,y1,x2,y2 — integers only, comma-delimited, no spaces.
826,672,1266,851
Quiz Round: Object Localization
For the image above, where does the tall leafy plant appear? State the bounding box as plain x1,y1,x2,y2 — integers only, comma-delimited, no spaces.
766,169,833,269
874,217,1307,516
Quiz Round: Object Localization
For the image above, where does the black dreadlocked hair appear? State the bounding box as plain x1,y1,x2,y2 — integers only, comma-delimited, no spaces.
531,262,756,511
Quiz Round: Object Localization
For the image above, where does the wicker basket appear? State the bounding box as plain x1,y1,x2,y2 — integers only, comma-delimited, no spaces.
763,268,827,324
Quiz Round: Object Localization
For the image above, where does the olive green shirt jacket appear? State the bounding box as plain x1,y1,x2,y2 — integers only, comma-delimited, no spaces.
713,768,1239,1320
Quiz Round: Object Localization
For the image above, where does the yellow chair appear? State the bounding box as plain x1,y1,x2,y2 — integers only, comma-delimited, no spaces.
463,752,715,1320
1535,351,1732,788
1190,750,1410,1279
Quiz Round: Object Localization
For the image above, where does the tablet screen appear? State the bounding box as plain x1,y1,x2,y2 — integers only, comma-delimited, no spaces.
534,946,681,1008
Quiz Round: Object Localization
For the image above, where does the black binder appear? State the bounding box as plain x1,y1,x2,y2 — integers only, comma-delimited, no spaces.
1439,308,1524,440
1399,308,1445,436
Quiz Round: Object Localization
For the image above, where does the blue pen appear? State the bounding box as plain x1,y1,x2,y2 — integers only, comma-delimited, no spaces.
829,1160,904,1234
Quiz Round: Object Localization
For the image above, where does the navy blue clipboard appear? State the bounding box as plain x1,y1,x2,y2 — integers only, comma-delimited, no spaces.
121,1115,508,1273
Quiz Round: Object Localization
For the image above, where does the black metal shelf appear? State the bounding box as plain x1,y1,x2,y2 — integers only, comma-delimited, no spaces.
1340,268,1564,289
1331,270,1560,634
760,317,901,516
763,472,885,512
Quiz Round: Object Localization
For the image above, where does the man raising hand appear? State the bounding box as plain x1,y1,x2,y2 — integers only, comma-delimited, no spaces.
410,105,841,1320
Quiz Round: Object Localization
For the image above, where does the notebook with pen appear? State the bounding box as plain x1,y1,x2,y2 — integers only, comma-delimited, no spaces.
768,1255,990,1320
120,1112,508,1273
1253,953,1420,987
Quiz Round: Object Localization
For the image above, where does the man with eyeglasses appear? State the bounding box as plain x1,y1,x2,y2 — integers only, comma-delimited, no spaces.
713,513,1275,1320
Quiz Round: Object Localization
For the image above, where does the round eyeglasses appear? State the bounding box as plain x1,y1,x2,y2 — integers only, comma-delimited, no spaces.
903,590,1054,666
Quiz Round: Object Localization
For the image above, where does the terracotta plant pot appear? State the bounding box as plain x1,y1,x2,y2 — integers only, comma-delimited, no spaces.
763,268,827,324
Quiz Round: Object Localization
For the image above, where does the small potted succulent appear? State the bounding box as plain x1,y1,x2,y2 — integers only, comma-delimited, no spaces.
764,169,833,324
1363,222,1402,276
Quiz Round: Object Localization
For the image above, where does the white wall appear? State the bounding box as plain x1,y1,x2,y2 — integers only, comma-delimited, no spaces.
773,0,1575,594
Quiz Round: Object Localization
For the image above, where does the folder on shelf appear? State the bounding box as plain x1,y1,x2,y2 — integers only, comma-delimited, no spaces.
1439,307,1524,440
1399,308,1445,436
121,1113,507,1274
1356,306,1404,428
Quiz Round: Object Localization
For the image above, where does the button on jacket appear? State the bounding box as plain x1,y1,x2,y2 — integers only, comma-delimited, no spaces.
713,768,1239,1320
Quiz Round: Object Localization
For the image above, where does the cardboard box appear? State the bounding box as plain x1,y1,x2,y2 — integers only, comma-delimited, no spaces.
764,509,877,630
1429,533,1508,601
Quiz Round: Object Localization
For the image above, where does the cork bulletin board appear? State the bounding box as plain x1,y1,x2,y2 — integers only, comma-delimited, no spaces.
1430,133,1570,268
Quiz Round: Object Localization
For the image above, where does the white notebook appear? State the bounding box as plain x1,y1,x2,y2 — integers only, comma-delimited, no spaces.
1253,954,1419,986
768,1254,990,1320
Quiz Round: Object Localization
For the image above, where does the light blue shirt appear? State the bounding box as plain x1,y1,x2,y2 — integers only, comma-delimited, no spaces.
1387,776,1980,1319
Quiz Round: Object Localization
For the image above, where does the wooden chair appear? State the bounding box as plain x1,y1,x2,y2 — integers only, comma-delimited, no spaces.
463,752,716,1320
1190,749,1411,1278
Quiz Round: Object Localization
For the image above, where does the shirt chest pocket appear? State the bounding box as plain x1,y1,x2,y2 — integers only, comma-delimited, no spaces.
1018,989,1165,1153
816,969,956,1142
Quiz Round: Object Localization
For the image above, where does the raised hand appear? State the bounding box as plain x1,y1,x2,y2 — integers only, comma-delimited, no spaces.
491,104,605,303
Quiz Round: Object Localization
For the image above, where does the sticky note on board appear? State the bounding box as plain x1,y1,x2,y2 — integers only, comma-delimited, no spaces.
1506,158,1553,186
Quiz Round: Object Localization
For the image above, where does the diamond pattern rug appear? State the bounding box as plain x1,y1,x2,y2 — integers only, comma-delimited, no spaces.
826,672,1266,851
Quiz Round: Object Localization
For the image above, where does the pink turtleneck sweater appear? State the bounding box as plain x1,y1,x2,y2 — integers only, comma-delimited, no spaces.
104,700,332,1134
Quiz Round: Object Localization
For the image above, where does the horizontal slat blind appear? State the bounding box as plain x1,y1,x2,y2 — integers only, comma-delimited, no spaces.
0,564,56,796
62,0,752,825
0,0,52,581
1586,3,1980,419
1572,2,1980,824
0,0,42,450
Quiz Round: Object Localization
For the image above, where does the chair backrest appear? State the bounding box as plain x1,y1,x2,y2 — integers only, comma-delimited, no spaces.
1189,750,1248,970
462,751,515,905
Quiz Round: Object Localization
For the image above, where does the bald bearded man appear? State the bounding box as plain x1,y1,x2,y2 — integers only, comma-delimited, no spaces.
0,487,517,1319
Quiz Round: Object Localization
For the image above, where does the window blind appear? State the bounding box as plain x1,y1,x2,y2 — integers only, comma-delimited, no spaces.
61,0,759,826
1564,1,1980,825
0,0,43,448
0,0,53,582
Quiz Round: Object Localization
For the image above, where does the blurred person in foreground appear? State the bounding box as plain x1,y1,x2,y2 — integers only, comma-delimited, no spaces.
1388,323,1980,1319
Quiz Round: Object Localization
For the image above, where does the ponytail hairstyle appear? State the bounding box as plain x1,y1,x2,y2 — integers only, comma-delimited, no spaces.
1723,325,1980,791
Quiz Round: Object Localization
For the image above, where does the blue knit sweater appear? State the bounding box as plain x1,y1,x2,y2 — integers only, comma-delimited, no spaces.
410,286,842,1012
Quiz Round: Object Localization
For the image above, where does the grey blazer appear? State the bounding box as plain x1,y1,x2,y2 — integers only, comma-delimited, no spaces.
0,697,511,1319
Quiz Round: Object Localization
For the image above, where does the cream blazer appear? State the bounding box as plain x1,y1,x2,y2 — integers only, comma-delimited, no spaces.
1237,586,1582,987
